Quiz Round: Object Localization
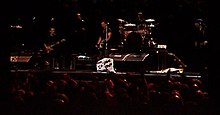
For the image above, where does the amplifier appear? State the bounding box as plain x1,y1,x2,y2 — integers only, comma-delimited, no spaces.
10,55,43,69
10,56,32,62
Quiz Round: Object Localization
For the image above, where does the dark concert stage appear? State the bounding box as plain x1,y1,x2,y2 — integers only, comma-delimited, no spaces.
0,1,212,114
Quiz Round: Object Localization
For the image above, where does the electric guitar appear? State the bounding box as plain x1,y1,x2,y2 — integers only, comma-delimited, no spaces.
44,38,66,53
96,39,106,50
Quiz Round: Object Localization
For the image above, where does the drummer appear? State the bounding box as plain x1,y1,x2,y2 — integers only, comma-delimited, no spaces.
134,12,147,30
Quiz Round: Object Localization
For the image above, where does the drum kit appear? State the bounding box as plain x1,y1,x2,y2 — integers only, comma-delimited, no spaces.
117,18,158,50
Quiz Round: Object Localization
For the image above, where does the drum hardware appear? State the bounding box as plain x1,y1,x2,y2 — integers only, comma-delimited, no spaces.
117,18,159,51
147,37,157,48
148,23,155,28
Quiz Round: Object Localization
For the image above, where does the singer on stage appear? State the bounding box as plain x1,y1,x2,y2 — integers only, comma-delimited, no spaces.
96,20,112,60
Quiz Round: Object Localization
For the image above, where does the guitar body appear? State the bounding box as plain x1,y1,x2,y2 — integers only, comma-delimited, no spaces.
44,39,66,53
96,40,106,50
44,44,54,53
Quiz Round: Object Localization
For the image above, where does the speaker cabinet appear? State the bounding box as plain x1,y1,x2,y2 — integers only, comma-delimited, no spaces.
10,55,43,69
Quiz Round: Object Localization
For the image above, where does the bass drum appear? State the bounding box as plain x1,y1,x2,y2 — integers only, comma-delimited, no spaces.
123,32,143,53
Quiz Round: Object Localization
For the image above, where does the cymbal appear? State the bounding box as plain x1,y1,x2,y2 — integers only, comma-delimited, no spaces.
110,48,118,51
118,19,128,23
117,19,124,22
145,19,155,22
124,23,136,27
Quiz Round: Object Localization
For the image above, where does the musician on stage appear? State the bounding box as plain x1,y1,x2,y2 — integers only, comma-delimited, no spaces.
72,12,88,54
96,20,112,60
134,12,146,30
42,27,66,69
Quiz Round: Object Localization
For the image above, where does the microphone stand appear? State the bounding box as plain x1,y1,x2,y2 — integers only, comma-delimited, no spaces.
104,23,109,58
105,24,108,50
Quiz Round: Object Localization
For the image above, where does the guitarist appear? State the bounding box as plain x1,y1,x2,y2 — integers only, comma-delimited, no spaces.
96,20,112,60
42,27,66,69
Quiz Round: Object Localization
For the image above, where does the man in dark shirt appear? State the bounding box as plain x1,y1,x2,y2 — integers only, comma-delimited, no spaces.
74,12,88,54
134,12,146,30
43,27,66,69
96,20,112,60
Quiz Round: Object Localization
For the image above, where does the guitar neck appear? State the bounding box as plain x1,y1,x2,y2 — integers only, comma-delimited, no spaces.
50,39,65,47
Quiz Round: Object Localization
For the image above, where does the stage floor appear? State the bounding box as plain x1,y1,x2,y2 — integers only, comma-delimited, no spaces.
10,68,203,80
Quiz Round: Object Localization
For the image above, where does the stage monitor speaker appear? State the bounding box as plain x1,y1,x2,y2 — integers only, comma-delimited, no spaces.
109,53,150,73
